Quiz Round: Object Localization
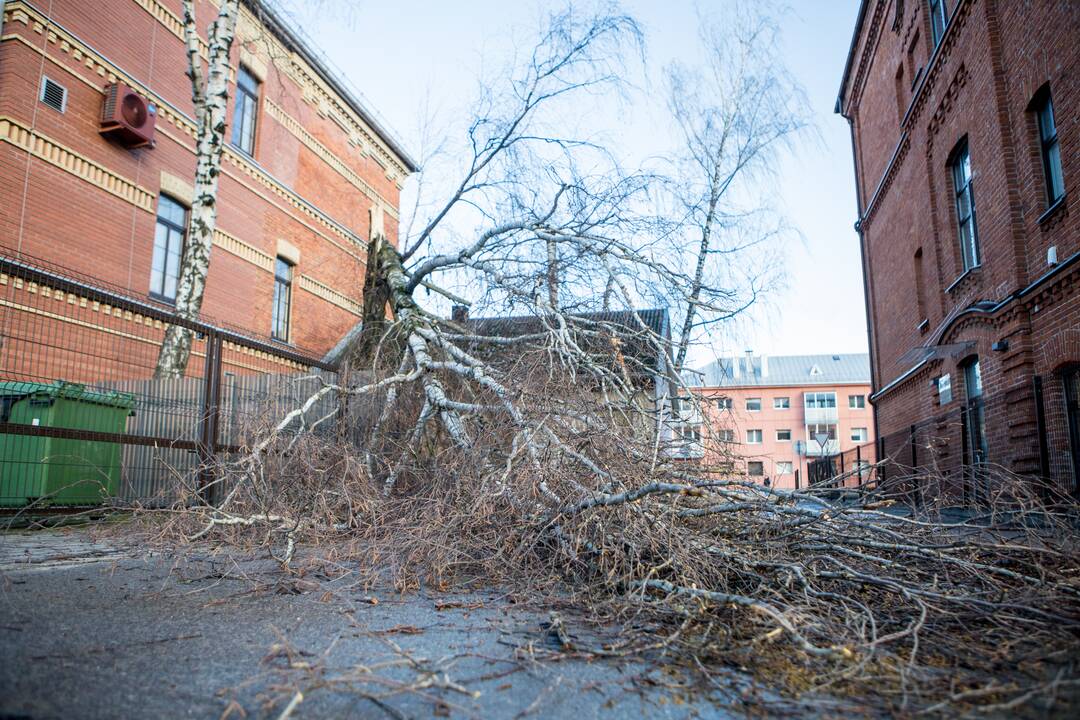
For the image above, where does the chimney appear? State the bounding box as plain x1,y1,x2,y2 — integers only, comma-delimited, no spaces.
761,354,769,379
744,349,754,378
451,305,469,323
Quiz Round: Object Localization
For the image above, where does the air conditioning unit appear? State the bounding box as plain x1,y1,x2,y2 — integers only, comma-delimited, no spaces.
99,83,156,148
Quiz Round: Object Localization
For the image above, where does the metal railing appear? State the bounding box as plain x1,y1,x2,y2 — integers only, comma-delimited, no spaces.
0,246,341,509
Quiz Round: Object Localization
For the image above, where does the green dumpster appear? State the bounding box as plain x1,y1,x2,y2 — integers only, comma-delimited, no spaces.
0,381,135,507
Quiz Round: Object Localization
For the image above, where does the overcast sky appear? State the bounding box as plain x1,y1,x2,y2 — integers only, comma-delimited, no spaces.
274,0,866,368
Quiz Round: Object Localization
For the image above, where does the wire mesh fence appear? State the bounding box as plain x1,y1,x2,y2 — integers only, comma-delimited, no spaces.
0,246,340,509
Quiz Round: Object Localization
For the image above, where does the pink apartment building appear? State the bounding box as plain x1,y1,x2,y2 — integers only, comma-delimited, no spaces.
686,353,875,489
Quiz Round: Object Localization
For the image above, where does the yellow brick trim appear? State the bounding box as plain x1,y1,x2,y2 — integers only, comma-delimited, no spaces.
1,272,310,372
159,170,194,206
264,98,391,216
299,275,362,316
0,116,154,212
213,229,275,271
131,0,410,179
2,2,384,246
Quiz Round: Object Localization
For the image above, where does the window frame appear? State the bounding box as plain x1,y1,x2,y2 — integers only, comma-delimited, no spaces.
271,256,294,342
929,0,949,46
745,397,762,412
747,461,765,477
805,391,837,409
776,461,793,476
773,396,790,410
950,140,980,271
150,195,187,304
718,428,735,443
848,394,866,409
716,396,733,410
776,429,792,442
746,429,763,444
1034,89,1065,206
851,427,868,442
231,65,260,157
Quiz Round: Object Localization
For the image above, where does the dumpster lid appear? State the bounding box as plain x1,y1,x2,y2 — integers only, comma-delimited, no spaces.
0,381,136,410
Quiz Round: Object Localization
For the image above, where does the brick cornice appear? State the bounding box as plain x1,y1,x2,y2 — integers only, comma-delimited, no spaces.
128,0,411,180
2,0,397,238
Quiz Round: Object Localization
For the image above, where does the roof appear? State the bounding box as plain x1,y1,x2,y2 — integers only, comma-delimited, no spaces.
246,0,419,172
834,0,872,115
688,353,871,389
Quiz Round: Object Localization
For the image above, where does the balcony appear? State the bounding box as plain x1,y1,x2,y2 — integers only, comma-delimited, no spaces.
804,406,839,425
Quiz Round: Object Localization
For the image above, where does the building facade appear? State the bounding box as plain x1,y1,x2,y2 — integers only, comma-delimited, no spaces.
687,353,875,489
0,0,415,364
837,0,1080,494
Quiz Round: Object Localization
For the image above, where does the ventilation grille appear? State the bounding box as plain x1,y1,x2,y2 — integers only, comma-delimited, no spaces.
40,77,67,113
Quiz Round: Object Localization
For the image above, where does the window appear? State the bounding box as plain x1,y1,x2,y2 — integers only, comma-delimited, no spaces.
929,0,949,46
773,397,790,410
1034,89,1064,206
851,427,868,442
951,140,980,271
964,358,983,399
271,256,293,341
747,461,764,477
807,423,837,441
716,396,733,410
776,461,793,475
805,392,837,409
848,394,866,409
746,398,761,412
150,195,186,302
776,429,791,442
964,358,987,463
746,429,763,444
680,425,702,443
937,373,953,404
718,429,735,442
231,66,260,156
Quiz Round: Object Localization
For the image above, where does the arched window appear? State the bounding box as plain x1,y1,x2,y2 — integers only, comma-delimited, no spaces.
949,139,980,271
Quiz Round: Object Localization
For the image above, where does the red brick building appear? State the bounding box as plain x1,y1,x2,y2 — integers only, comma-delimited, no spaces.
0,0,415,359
837,0,1079,495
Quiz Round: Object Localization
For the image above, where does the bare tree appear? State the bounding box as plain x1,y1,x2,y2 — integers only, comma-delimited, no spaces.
665,3,808,373
174,7,1080,716
154,0,240,379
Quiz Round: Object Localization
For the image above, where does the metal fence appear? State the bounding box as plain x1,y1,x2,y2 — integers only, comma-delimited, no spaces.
0,246,341,509
808,379,1063,506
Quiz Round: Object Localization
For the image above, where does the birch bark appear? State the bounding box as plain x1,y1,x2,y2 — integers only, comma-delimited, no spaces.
154,0,240,378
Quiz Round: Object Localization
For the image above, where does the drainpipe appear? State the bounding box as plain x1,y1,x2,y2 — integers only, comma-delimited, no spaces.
842,109,879,442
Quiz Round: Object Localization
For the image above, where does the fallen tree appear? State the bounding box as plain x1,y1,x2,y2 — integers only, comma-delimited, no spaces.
154,5,1080,715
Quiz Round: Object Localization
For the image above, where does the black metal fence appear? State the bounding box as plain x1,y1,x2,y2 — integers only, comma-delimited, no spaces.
808,380,1063,506
0,246,341,509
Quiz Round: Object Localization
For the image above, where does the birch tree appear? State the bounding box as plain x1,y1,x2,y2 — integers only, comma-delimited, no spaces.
154,0,241,379
183,9,1080,715
666,4,808,373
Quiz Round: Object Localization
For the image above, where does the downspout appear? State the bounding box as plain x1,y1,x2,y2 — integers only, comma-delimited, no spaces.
842,108,879,443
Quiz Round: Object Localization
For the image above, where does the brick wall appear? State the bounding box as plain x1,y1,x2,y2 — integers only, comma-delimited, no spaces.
0,0,411,360
838,0,1080,492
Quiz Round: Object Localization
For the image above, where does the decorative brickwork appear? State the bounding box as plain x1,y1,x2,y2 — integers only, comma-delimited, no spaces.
838,0,1080,492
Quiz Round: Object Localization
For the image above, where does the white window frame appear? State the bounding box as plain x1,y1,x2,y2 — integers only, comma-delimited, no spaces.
746,429,763,444
773,397,790,409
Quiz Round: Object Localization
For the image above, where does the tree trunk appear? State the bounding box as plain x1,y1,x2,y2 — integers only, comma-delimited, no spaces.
155,0,240,379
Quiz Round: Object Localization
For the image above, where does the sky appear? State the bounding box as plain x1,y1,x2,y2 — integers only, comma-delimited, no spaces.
274,0,867,368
